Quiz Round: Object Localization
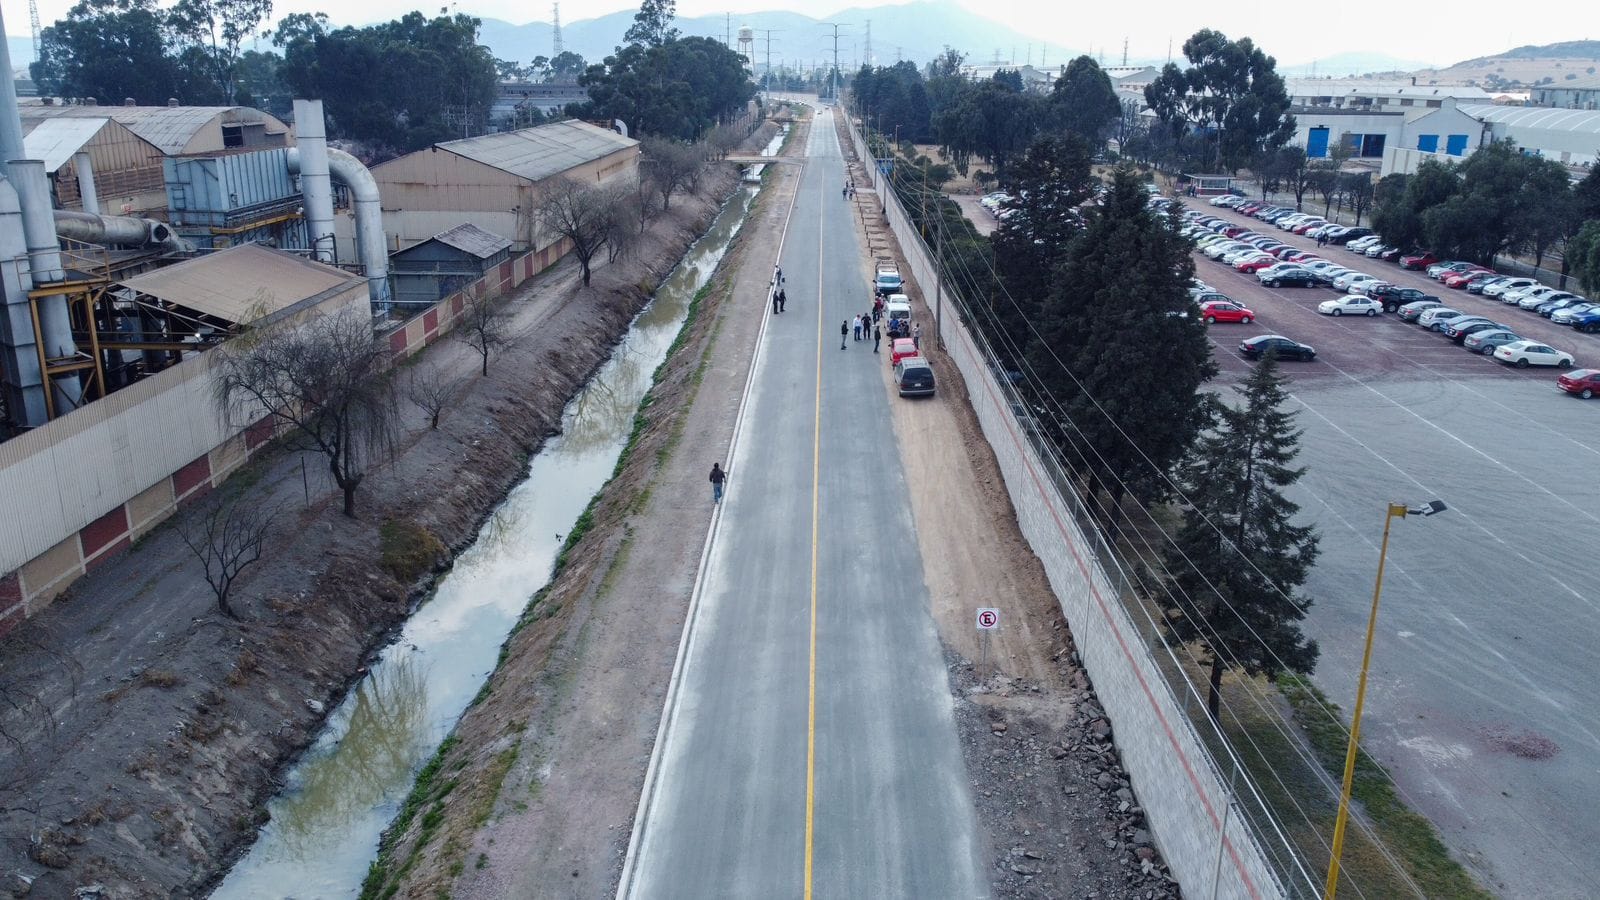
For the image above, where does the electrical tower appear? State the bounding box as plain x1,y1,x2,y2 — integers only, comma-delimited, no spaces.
552,2,562,55
756,29,781,92
863,20,871,68
29,0,41,61
1122,37,1129,66
822,23,846,101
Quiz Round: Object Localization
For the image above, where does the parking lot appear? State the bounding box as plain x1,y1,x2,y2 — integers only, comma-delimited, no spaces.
1193,204,1600,897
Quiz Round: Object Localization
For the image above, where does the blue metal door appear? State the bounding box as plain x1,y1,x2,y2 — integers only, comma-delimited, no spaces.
1307,127,1330,158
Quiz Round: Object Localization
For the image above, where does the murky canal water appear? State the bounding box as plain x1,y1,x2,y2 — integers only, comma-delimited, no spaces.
211,181,758,898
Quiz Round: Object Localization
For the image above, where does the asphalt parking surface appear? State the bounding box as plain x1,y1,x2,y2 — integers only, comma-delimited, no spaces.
1193,205,1600,898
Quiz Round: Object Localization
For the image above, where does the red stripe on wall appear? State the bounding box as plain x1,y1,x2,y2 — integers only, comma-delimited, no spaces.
172,455,213,497
79,505,130,558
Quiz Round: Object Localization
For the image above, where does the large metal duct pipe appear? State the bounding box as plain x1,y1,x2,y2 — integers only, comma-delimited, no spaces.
286,144,392,309
292,98,336,265
52,210,191,251
9,159,82,413
73,151,100,215
0,178,47,426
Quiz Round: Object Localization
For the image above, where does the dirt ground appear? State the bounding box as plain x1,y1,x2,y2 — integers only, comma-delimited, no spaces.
0,152,745,899
842,113,1180,898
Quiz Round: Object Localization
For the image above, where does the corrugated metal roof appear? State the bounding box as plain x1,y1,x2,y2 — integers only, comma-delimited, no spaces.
17,104,288,154
21,117,108,172
118,244,361,324
1460,104,1600,136
435,120,638,183
430,223,513,259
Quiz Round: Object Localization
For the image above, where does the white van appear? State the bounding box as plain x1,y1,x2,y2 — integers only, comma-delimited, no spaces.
884,299,912,337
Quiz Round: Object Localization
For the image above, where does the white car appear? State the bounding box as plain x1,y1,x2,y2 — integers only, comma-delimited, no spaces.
1346,235,1383,252
1493,340,1575,368
1484,277,1536,299
1332,271,1372,291
1202,241,1244,260
1364,244,1396,258
1319,296,1383,317
1345,275,1389,294
1416,307,1463,329
1517,287,1567,310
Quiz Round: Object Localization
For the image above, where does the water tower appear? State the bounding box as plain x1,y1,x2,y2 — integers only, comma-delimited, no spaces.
737,25,755,71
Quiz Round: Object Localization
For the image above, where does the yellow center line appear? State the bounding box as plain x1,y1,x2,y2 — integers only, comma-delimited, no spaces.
803,109,827,900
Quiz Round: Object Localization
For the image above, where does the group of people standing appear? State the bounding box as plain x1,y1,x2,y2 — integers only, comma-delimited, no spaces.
842,311,883,352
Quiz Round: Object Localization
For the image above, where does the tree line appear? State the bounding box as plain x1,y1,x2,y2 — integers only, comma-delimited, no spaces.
856,32,1318,719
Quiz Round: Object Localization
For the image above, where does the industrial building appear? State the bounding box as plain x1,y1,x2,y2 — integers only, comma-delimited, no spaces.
350,119,639,256
390,223,513,308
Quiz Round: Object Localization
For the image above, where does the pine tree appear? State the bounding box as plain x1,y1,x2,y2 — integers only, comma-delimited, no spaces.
1164,355,1320,720
1027,166,1215,523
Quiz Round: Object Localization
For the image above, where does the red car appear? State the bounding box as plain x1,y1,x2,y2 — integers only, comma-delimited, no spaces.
1292,220,1328,235
1236,256,1280,273
1399,252,1439,270
1221,225,1249,238
1200,300,1255,324
1557,369,1600,399
1443,269,1496,289
889,337,919,366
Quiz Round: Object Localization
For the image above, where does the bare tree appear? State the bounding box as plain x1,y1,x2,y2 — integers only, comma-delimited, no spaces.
454,295,510,376
213,308,397,518
404,363,455,428
536,176,622,285
707,123,742,160
177,493,276,618
642,137,704,211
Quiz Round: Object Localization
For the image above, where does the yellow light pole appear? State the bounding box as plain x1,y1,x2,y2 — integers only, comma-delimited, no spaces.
1324,499,1447,900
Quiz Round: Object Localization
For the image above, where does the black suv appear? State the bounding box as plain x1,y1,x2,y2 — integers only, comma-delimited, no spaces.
1369,285,1440,313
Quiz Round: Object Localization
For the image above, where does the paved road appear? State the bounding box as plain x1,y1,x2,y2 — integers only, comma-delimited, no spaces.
622,106,985,899
1194,207,1600,898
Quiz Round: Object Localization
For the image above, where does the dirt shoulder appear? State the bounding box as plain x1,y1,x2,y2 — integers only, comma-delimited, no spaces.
838,112,1178,897
0,157,745,900
362,114,808,900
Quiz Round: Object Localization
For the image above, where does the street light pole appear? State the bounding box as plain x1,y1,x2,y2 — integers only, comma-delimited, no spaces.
1324,499,1446,900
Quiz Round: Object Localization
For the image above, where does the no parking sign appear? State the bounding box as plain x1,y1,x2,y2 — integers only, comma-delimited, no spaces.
976,608,1000,631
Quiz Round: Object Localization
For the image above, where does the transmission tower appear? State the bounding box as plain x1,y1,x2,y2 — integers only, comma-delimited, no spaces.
822,23,846,100
552,2,562,55
29,0,41,61
1122,37,1129,66
863,20,871,68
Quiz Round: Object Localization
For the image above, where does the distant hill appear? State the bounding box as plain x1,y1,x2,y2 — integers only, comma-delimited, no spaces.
1456,40,1600,66
478,0,1072,73
1277,51,1438,78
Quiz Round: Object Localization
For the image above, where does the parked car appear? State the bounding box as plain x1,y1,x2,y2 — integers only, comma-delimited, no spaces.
1417,307,1464,330
1344,275,1390,295
1516,288,1567,310
1428,261,1478,280
1494,340,1575,368
1332,271,1373,291
1369,285,1440,313
874,263,904,295
1556,369,1600,398
893,356,936,397
1538,297,1591,318
1200,300,1256,324
889,337,920,365
1569,308,1600,333
1483,277,1537,299
1399,252,1440,270
1551,302,1600,325
1397,300,1447,322
1318,296,1383,317
1462,328,1523,355
1260,268,1327,288
1346,235,1384,252
1236,255,1284,273
1330,227,1373,245
1444,270,1498,290
1376,246,1406,261
1442,318,1503,342
1467,275,1510,295
1239,335,1316,361
1293,219,1330,235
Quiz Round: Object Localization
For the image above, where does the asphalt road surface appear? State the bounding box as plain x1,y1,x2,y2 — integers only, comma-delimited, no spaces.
622,106,985,899
1195,206,1600,898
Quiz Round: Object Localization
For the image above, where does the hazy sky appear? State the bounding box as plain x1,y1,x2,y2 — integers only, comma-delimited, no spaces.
3,0,1591,67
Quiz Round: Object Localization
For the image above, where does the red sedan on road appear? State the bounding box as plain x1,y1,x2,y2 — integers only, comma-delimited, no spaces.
1557,369,1600,399
1399,252,1439,270
1200,300,1255,324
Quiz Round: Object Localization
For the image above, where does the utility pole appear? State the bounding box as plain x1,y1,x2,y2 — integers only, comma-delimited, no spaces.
864,19,871,68
552,2,562,55
758,29,780,94
1123,37,1129,66
725,13,731,47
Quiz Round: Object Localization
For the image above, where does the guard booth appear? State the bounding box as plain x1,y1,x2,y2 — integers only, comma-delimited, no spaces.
1178,173,1237,197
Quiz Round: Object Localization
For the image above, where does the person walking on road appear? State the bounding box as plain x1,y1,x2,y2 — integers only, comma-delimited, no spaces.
778,288,787,312
772,289,781,314
873,323,882,353
840,320,848,350
853,315,862,341
709,463,727,503
912,321,923,349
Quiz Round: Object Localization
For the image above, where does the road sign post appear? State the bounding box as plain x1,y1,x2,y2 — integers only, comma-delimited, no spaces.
976,607,999,674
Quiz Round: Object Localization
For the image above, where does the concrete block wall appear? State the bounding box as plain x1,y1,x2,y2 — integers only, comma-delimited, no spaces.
846,118,1291,899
